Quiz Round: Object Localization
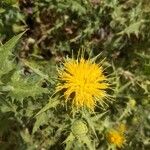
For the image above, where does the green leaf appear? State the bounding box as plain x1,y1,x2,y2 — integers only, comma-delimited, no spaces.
67,0,86,16
35,97,60,117
80,135,94,150
0,96,16,113
91,111,108,122
0,8,5,13
2,0,18,5
22,60,50,81
20,128,35,149
64,133,75,150
5,71,49,102
82,110,97,136
117,21,144,37
32,112,48,134
0,32,24,77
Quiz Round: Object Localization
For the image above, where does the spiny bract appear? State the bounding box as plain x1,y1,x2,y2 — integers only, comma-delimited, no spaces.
71,120,88,137
56,57,109,110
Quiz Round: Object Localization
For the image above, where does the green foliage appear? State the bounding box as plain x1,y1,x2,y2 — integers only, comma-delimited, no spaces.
0,0,150,150
0,32,23,76
7,71,49,101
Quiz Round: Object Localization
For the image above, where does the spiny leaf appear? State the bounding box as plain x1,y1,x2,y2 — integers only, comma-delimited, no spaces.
35,97,60,117
6,71,49,102
20,128,35,148
64,133,75,150
0,97,16,113
91,111,108,122
80,135,95,150
0,32,24,77
67,0,86,16
82,110,97,137
22,60,50,81
32,112,48,134
117,21,144,37
1,32,24,51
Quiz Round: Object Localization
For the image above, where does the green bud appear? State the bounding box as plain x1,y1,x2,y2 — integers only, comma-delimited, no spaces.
71,120,88,137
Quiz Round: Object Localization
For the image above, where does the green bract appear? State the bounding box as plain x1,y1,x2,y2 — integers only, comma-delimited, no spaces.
71,120,88,137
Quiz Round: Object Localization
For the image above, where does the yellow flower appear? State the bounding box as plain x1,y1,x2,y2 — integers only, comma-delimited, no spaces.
56,57,109,110
106,130,125,148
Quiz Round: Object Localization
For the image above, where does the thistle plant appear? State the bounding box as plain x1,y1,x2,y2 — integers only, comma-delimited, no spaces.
0,33,149,150
0,0,150,149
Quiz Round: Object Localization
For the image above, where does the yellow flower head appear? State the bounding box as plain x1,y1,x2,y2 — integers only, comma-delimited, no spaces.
106,130,125,148
56,57,109,110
